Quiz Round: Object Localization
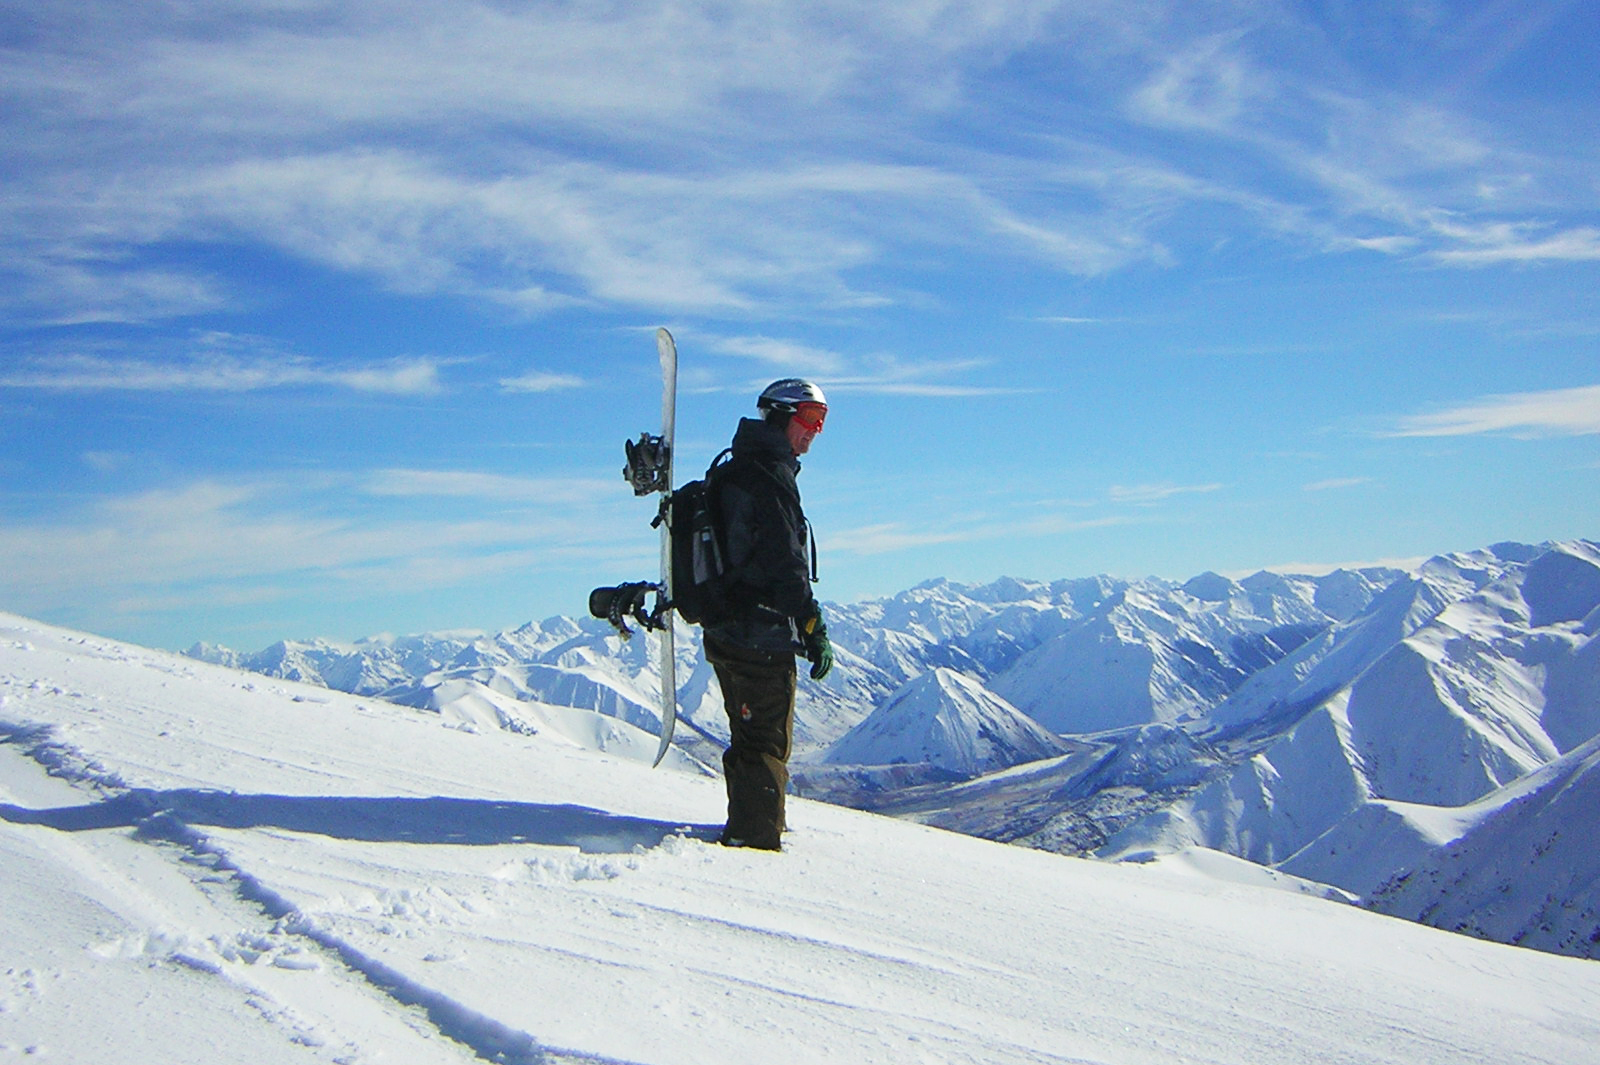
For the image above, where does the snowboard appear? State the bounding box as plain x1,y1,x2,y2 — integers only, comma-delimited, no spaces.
651,327,678,767
596,327,681,765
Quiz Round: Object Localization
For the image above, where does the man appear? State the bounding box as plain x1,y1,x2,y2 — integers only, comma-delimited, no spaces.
703,378,834,851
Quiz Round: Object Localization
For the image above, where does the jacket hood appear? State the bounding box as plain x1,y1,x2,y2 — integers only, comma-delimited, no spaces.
730,417,799,470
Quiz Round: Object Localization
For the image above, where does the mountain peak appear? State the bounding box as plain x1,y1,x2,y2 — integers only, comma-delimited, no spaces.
822,667,1068,777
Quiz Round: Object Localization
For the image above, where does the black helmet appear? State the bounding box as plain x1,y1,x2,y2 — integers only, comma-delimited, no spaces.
757,378,828,414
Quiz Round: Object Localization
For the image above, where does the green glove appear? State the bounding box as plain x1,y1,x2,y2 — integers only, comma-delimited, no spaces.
802,612,833,681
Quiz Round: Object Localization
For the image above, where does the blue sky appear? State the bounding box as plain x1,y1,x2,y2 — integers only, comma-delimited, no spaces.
2,0,1597,652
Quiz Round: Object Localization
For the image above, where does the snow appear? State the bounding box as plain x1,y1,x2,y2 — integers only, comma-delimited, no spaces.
174,539,1600,967
820,667,1069,776
4,611,1600,1064
1366,732,1600,957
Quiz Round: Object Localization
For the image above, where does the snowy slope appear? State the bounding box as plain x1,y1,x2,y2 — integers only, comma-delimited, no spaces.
7,610,1600,1065
819,667,1069,776
1365,731,1600,958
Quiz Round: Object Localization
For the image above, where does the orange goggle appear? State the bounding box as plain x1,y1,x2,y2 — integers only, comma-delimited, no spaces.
793,402,828,433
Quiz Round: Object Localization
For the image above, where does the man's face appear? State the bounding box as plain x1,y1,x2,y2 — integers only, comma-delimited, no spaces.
785,402,827,456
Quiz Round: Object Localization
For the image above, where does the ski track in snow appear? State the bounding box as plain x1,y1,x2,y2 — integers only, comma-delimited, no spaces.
4,613,1600,1064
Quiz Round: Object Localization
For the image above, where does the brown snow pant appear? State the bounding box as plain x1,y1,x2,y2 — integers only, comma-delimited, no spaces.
704,633,797,851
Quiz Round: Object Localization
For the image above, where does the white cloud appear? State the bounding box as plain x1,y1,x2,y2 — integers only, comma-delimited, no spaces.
1391,384,1600,438
82,451,134,474
705,335,852,376
0,352,446,395
826,523,977,555
0,475,636,612
827,514,1127,556
3,0,1594,329
1302,477,1372,492
0,260,231,326
823,354,1029,398
1429,227,1600,266
364,469,615,505
499,371,586,394
829,378,1025,399
1108,482,1224,505
691,332,1024,399
1128,33,1264,133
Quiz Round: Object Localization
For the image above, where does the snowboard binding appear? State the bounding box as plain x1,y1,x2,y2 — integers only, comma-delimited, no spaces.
623,432,671,496
589,581,669,638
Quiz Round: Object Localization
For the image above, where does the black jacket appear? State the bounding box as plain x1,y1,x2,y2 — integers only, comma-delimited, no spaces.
706,417,818,652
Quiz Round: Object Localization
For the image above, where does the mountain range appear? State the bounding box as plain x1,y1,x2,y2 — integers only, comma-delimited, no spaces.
186,538,1600,962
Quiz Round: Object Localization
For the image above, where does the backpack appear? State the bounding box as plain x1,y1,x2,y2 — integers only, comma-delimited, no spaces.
654,450,733,626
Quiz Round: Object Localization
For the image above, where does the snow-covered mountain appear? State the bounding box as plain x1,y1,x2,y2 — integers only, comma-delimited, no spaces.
1364,730,1600,957
184,538,1600,962
821,667,1070,776
189,629,486,696
191,563,1400,764
892,541,1600,960
1097,543,1600,855
7,612,1600,1064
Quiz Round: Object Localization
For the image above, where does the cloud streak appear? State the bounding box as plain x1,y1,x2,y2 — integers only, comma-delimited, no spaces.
0,352,447,395
499,371,586,394
1303,477,1372,492
1109,483,1225,506
1428,227,1600,266
694,332,1023,399
364,469,616,505
828,515,1127,557
1391,385,1600,438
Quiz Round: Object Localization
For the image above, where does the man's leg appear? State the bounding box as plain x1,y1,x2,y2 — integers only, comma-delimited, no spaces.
705,635,796,850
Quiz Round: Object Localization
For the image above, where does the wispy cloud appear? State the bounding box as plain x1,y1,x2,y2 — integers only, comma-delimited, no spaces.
1112,22,1596,271
0,475,637,613
1127,32,1264,133
1428,226,1600,266
826,360,1027,398
499,371,586,394
704,335,852,376
695,332,1023,398
1390,384,1600,438
1302,477,1372,492
4,1,1591,328
1109,482,1224,506
0,260,232,327
827,515,1127,556
364,469,615,504
0,352,447,396
82,451,134,474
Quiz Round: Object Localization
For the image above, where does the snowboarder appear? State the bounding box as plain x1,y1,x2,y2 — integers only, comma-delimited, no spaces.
704,378,834,851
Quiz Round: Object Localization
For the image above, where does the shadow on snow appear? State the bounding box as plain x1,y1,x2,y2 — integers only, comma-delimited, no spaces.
0,790,718,854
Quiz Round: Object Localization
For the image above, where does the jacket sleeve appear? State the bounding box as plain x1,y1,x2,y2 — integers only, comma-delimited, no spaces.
719,468,818,621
